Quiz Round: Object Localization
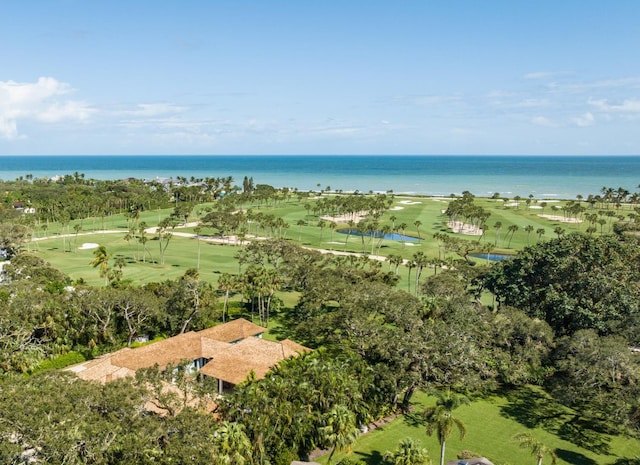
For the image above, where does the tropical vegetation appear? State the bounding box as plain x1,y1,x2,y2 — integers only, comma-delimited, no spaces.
1,173,640,464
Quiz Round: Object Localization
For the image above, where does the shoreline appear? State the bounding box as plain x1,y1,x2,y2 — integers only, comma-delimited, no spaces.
1,155,638,200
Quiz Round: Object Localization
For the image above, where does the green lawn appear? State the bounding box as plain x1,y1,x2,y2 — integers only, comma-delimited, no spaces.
318,390,640,465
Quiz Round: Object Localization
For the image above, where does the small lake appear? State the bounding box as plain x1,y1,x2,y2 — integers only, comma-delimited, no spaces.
337,229,421,242
469,253,514,262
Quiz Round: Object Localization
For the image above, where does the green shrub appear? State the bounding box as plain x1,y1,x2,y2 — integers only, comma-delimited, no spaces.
32,351,86,373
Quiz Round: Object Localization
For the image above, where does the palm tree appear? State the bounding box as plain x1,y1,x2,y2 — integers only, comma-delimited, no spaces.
193,225,202,269
317,219,327,245
218,273,238,323
329,221,337,247
406,259,415,294
524,225,534,245
399,223,408,248
296,219,306,241
414,220,423,239
512,432,557,465
493,221,502,246
387,254,404,276
412,251,428,297
536,227,546,242
90,245,112,286
320,405,360,464
212,421,253,465
123,226,136,260
73,223,82,251
506,224,519,248
384,438,431,465
423,389,470,465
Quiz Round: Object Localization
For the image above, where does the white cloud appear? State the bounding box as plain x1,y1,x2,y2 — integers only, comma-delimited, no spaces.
523,71,570,80
0,118,19,140
515,98,550,108
414,95,463,106
531,116,559,127
37,100,95,123
0,77,95,139
123,103,188,117
588,98,640,113
548,77,640,94
572,112,595,127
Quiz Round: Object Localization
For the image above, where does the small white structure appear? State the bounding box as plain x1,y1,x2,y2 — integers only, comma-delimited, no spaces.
0,260,9,282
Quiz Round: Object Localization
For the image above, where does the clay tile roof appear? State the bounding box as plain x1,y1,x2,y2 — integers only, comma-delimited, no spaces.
67,349,135,383
67,319,308,386
111,331,203,371
200,337,233,358
280,339,312,358
198,337,310,385
197,318,264,343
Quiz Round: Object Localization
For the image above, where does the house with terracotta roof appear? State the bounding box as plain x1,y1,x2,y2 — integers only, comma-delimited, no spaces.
68,318,310,392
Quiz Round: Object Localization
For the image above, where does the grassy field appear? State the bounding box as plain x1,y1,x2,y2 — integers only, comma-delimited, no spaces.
317,389,640,465
28,193,614,286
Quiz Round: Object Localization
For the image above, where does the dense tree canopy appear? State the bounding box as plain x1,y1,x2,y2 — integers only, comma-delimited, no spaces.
482,233,640,340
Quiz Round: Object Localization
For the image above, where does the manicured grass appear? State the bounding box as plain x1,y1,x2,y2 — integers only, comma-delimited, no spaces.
318,390,640,465
35,233,242,286
28,194,623,299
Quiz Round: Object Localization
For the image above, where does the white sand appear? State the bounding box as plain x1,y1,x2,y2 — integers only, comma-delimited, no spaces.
538,214,583,224
447,220,483,236
390,206,404,210
320,213,367,223
529,205,543,209
399,200,422,205
79,243,100,250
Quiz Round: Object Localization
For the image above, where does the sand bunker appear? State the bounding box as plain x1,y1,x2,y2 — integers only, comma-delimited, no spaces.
79,243,100,250
448,220,483,236
390,206,404,210
320,213,367,223
399,200,422,205
529,205,543,209
538,214,583,224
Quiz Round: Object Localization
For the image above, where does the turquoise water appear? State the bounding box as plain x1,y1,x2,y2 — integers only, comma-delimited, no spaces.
469,253,513,262
0,155,638,199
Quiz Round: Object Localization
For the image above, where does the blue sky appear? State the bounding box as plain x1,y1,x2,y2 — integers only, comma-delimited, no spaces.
1,1,639,155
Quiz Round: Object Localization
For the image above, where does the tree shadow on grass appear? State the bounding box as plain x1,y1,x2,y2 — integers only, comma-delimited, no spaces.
353,449,384,465
556,449,598,465
500,387,612,455
499,386,569,430
557,418,611,455
608,457,640,465
403,410,426,428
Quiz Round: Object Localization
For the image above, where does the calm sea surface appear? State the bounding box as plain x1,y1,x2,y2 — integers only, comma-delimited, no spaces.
0,155,638,199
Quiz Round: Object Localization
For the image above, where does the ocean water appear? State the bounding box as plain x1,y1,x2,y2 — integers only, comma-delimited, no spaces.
0,155,638,199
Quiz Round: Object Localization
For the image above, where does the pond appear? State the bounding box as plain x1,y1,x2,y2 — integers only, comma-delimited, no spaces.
337,229,421,242
469,253,514,262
